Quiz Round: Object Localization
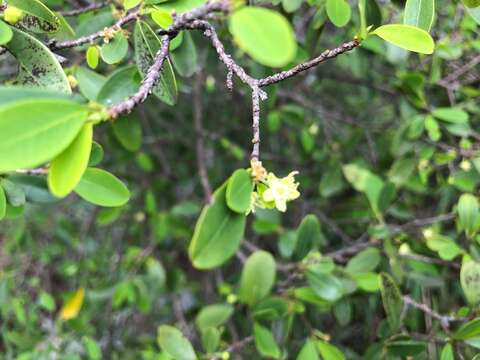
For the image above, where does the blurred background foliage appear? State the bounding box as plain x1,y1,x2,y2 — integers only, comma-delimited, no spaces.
1,0,480,358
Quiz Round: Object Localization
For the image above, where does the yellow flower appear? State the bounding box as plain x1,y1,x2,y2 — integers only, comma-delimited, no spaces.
246,191,259,215
262,171,300,212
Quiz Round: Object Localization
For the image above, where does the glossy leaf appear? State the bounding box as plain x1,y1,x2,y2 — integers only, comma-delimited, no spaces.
48,123,93,198
346,248,381,274
101,33,129,64
97,65,142,106
157,325,197,360
294,214,321,260
188,183,246,269
453,317,480,340
326,0,351,27
74,168,130,207
372,24,435,54
226,169,254,213
238,251,276,306
404,0,435,31
5,27,71,93
229,7,297,67
76,67,107,101
254,323,280,359
0,99,87,173
457,194,479,238
134,20,178,105
195,304,233,332
86,46,100,69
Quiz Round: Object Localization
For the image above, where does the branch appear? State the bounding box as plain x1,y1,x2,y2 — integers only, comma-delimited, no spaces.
257,39,360,87
49,9,141,50
403,295,459,330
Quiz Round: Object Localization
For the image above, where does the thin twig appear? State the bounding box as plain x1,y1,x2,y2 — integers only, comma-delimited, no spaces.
403,295,458,330
60,0,111,16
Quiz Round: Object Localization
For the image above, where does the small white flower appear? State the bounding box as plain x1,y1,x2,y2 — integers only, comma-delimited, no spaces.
262,171,300,212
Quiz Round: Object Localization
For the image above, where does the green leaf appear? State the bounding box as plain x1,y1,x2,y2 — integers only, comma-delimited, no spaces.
152,0,207,14
5,28,71,93
188,183,246,269
9,0,59,33
317,341,345,360
352,272,380,292
9,175,58,203
297,339,319,360
461,0,480,8
0,20,13,45
0,86,70,107
151,8,173,28
432,107,469,124
326,0,352,27
201,327,220,353
76,67,107,101
454,317,480,340
460,258,480,306
171,31,198,77
465,6,480,25
1,179,25,206
86,46,100,69
134,20,178,105
157,325,197,360
385,338,426,356
238,251,276,306
195,304,233,332
74,168,130,207
372,24,434,54
0,184,6,220
226,169,254,214
440,344,454,360
253,323,281,359
0,99,87,173
112,113,143,152
294,214,321,260
97,65,142,106
306,269,343,302
379,272,404,331
101,32,129,64
404,0,435,31
124,0,142,10
457,194,479,238
229,7,297,67
346,248,381,274
48,123,93,198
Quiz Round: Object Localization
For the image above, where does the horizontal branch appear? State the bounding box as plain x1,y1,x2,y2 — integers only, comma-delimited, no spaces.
49,8,141,50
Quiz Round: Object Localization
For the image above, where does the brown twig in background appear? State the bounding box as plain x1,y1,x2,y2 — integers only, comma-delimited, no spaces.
403,295,459,330
60,0,112,16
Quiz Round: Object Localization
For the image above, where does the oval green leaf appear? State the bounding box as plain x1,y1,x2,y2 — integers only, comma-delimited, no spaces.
134,20,178,105
157,325,197,360
226,169,254,214
0,99,87,173
294,214,321,261
372,24,435,54
238,251,276,306
326,0,352,27
229,7,297,68
74,168,130,207
0,20,13,45
188,183,246,269
101,33,129,65
460,258,480,306
5,27,71,93
86,46,100,69
253,323,280,359
195,304,234,332
48,123,93,198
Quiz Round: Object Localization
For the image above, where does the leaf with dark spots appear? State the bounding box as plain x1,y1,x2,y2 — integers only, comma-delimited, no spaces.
4,28,71,94
133,20,177,106
9,0,59,33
